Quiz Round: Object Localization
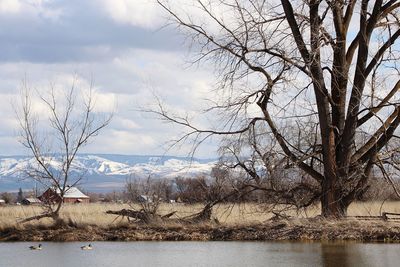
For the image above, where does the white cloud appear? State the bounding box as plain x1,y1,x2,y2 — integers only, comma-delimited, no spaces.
0,0,62,19
101,0,163,29
99,0,224,31
0,1,221,158
0,0,21,14
90,91,117,113
112,117,141,130
0,46,218,157
84,129,156,154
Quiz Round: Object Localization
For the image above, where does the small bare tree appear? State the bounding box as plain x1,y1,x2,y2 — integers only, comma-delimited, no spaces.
18,82,111,222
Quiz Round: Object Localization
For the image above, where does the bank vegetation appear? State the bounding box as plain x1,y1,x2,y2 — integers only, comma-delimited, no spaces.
1,202,400,242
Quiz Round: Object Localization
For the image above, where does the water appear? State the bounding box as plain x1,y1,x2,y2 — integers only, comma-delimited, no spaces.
0,241,399,267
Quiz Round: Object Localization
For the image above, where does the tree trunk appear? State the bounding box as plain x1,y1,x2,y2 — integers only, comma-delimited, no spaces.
320,175,349,217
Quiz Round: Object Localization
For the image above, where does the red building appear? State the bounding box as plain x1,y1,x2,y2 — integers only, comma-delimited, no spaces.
39,186,90,204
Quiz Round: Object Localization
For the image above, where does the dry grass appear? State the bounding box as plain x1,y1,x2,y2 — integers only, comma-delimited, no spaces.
0,201,399,230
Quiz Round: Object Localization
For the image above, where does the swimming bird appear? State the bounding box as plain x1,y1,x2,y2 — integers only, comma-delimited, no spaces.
81,244,93,250
29,244,42,250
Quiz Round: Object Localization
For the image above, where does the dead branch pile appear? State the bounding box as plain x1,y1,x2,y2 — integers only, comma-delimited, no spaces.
106,209,165,224
106,204,213,225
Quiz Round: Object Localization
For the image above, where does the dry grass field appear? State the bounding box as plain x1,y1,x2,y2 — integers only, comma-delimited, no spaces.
1,201,400,242
0,201,399,230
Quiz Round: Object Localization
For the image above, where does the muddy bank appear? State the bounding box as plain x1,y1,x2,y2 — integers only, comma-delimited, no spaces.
1,219,400,242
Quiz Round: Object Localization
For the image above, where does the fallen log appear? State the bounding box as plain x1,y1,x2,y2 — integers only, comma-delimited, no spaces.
161,211,177,219
19,212,58,223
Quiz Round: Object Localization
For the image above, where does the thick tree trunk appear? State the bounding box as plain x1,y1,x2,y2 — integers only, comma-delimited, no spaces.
320,175,349,218
321,194,348,218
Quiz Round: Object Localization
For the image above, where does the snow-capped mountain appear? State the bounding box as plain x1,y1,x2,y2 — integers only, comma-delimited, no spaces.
0,154,217,192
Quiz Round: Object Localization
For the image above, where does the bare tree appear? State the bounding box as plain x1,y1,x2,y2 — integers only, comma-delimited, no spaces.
156,0,400,217
18,82,111,222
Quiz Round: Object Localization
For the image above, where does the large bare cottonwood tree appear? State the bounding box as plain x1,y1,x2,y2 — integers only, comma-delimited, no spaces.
157,0,400,217
18,83,111,222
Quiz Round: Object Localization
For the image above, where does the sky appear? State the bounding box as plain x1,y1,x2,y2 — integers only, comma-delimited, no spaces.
0,0,218,158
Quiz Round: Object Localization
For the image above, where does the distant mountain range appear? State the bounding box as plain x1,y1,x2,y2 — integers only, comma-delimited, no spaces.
0,154,217,192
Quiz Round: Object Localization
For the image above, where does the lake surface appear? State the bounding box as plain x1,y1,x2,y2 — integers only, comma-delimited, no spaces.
0,241,399,267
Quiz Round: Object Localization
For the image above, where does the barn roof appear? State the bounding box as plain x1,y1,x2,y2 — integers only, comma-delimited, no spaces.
23,198,41,203
54,186,89,199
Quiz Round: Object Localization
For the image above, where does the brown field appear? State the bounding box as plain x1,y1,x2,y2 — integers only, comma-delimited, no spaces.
1,201,400,230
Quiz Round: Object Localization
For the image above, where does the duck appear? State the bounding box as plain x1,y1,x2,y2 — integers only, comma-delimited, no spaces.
29,244,42,250
81,244,93,250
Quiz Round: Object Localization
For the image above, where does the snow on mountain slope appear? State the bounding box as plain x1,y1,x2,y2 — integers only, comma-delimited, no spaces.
0,154,217,191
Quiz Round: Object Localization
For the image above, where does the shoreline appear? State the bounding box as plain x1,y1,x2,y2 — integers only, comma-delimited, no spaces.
1,219,400,242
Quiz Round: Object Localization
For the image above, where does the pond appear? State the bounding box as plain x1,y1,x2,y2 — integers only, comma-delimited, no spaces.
0,241,399,267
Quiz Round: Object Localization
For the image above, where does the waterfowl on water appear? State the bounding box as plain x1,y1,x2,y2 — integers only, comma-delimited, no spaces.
29,244,42,250
81,244,93,250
